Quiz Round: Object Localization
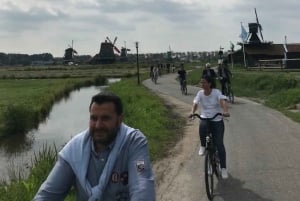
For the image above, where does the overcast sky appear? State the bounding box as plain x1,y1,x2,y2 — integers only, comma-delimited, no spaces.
0,0,299,57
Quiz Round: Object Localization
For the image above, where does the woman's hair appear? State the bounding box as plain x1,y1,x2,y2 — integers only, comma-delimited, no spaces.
201,74,216,88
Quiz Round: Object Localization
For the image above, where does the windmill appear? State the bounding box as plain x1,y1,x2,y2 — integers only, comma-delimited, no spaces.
247,8,264,44
167,45,172,61
63,40,78,65
96,36,120,63
120,41,131,62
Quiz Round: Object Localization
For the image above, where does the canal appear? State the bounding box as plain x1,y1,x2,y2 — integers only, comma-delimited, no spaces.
0,80,119,181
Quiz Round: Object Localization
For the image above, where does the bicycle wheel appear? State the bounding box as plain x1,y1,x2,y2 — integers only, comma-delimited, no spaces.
228,90,234,104
182,81,187,95
213,152,221,179
181,85,187,95
227,85,234,104
205,153,214,200
183,84,187,95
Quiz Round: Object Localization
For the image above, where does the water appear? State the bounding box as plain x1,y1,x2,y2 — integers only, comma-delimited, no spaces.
0,79,120,181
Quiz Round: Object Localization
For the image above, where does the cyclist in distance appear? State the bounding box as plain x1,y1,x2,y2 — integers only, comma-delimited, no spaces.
217,59,232,96
177,63,187,89
202,63,217,79
190,75,230,179
152,65,159,83
33,91,155,201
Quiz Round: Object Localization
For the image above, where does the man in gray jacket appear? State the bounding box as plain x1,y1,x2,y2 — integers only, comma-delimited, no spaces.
33,91,155,201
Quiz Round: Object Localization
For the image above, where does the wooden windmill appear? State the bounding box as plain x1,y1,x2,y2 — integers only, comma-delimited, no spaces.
98,36,120,63
63,40,78,65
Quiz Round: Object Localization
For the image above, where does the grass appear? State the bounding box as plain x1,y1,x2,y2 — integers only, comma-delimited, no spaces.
0,77,107,136
109,77,185,160
188,64,300,123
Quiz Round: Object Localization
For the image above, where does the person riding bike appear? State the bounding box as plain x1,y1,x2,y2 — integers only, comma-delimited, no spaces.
177,63,187,89
202,63,217,79
217,60,232,96
152,66,159,83
190,75,230,179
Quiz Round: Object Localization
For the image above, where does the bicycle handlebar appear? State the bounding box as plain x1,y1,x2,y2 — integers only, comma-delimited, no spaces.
189,113,224,121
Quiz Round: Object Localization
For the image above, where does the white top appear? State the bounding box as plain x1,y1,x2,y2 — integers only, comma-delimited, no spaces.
193,88,226,121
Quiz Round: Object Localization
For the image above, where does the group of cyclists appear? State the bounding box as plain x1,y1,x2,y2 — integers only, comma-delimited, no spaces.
150,61,232,98
149,60,232,181
167,60,232,180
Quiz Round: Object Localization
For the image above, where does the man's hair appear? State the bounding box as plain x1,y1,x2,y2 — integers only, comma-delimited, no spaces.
89,91,123,115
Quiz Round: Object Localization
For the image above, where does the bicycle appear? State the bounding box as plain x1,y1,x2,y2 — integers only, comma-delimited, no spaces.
180,79,187,95
224,82,234,104
190,113,225,200
152,71,158,84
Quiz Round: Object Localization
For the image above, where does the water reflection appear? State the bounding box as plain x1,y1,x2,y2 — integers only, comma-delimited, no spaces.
0,132,34,156
0,79,120,180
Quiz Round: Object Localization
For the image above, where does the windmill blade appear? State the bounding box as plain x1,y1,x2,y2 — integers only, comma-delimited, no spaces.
114,46,120,54
113,37,118,45
254,8,264,41
106,36,112,44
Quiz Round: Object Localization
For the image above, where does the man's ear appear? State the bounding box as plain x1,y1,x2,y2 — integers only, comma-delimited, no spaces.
118,114,123,125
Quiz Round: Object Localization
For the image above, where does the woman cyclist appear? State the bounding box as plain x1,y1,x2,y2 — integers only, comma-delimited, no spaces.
190,75,230,179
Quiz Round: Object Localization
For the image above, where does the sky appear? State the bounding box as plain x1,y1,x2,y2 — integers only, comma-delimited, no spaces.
0,0,299,57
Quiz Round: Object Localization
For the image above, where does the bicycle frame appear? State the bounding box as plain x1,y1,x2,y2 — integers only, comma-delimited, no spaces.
180,79,187,95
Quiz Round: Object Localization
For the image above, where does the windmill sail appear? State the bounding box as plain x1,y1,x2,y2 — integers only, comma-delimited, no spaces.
255,8,264,41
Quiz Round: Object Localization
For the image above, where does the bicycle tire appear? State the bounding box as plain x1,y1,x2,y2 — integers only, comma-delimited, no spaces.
181,81,187,95
225,83,234,104
213,152,221,179
227,87,234,104
205,153,214,200
181,85,187,95
154,75,157,84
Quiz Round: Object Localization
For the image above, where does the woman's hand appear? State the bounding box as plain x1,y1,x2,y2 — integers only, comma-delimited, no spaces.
223,112,230,117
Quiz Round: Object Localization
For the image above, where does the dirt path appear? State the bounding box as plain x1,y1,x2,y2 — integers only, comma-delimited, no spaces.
151,93,201,201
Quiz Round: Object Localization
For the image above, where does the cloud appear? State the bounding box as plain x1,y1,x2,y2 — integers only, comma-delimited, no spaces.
0,0,299,56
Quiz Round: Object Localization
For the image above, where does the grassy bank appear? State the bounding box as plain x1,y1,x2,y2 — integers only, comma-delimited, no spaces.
0,74,185,200
0,64,148,79
188,65,300,123
0,76,106,136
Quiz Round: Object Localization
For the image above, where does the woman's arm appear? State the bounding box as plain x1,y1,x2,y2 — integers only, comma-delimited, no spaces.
220,99,230,117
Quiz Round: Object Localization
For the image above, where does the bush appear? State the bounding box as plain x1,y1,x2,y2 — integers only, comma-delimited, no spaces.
2,104,35,135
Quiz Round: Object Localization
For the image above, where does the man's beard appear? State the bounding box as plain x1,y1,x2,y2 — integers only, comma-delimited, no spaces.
92,126,120,146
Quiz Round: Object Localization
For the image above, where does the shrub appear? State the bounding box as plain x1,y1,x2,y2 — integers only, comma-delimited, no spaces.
2,104,34,135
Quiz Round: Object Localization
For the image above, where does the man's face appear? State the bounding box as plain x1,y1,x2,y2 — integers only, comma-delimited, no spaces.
89,102,123,145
